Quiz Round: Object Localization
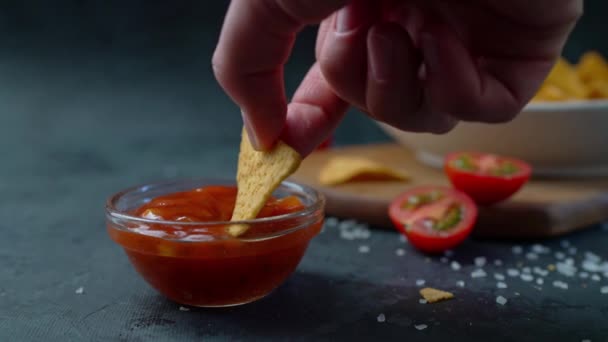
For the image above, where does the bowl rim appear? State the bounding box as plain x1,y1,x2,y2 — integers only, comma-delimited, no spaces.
523,99,608,112
105,178,325,242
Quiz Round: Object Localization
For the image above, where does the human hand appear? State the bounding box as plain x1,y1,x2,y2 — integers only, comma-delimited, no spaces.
213,0,582,155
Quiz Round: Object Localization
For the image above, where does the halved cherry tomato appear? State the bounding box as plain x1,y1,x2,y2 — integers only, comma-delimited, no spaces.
444,152,532,205
388,186,478,253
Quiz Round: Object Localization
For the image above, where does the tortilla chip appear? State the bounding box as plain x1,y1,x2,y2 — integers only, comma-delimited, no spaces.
587,79,608,99
420,287,454,303
229,128,302,236
576,51,608,85
544,57,588,99
318,156,409,186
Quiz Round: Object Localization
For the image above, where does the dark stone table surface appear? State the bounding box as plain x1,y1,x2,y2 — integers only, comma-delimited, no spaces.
1,1,607,341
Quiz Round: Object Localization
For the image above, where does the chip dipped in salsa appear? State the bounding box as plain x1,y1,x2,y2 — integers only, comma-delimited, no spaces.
107,183,323,307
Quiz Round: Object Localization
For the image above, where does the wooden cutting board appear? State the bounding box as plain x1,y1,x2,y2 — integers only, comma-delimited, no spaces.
291,143,608,239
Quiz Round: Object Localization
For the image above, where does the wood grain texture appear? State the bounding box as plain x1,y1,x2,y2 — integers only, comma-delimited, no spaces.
291,144,608,238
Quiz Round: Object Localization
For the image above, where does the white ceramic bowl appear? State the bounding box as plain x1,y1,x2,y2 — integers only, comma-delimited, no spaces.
377,100,608,177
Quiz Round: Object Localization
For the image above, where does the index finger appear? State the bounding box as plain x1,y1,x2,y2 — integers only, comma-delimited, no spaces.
212,0,349,149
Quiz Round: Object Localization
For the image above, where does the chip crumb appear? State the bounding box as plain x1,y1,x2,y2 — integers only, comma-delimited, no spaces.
496,295,507,305
377,313,386,323
414,324,428,331
179,306,190,312
420,287,454,303
547,264,556,271
75,287,84,295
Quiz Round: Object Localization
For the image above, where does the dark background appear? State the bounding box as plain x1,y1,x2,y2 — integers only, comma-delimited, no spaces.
1,1,607,341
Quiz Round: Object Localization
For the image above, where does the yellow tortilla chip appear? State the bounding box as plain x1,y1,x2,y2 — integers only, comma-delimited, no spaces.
229,128,302,236
544,57,588,99
420,287,454,303
531,84,572,102
576,51,608,85
587,79,608,99
318,156,409,186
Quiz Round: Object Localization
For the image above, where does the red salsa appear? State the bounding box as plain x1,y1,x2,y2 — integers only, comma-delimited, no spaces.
107,186,321,307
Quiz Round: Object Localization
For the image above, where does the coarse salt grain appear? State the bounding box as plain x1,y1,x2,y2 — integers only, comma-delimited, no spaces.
553,280,569,289
494,259,503,266
444,250,454,257
600,286,608,294
512,246,523,254
414,324,428,331
585,251,601,263
554,251,566,260
494,273,505,281
75,287,84,295
471,269,487,278
395,248,406,257
497,282,508,289
179,306,190,312
579,272,590,279
591,274,601,282
419,299,428,304
440,257,448,263
568,247,578,255
474,257,487,267
377,313,386,323
496,296,507,305
456,280,465,287
526,253,539,261
556,262,577,277
522,267,532,274
507,269,520,277
325,217,338,227
451,261,462,271
533,267,549,277
416,279,426,286
560,240,570,248
536,278,544,285
521,274,534,282
399,235,408,243
582,260,602,273
532,244,549,254
581,339,591,342
358,245,370,253
340,231,356,240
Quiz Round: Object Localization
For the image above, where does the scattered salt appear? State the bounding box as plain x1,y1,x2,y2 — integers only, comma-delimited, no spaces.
554,251,566,260
533,267,549,277
450,261,462,271
179,306,190,312
512,246,523,254
440,257,448,263
584,251,601,263
525,252,538,261
579,272,589,279
522,267,532,274
600,286,608,294
75,287,84,295
358,245,370,253
521,274,534,282
419,299,428,304
474,257,487,267
497,282,508,289
568,247,578,255
494,259,503,266
494,273,505,281
377,313,386,323
591,274,601,282
395,248,406,257
514,292,520,296
471,269,487,278
560,240,570,248
556,261,577,277
582,260,602,273
507,269,520,277
581,339,591,342
414,324,428,331
325,217,338,227
536,278,544,285
456,280,465,288
340,231,355,240
553,280,569,290
338,219,357,230
416,279,426,286
532,244,550,254
496,296,507,305
399,235,408,243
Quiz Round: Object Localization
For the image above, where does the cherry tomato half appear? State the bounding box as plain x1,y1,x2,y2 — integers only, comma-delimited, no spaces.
388,186,478,253
444,152,531,205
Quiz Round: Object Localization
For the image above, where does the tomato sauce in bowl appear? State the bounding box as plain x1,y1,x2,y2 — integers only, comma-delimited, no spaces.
106,179,324,307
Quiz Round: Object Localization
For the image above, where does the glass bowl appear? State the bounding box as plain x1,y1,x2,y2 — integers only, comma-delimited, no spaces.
105,178,324,307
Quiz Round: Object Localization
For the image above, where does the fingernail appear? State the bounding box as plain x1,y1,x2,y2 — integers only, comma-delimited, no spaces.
240,110,261,150
369,29,393,82
336,4,359,33
420,33,439,74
